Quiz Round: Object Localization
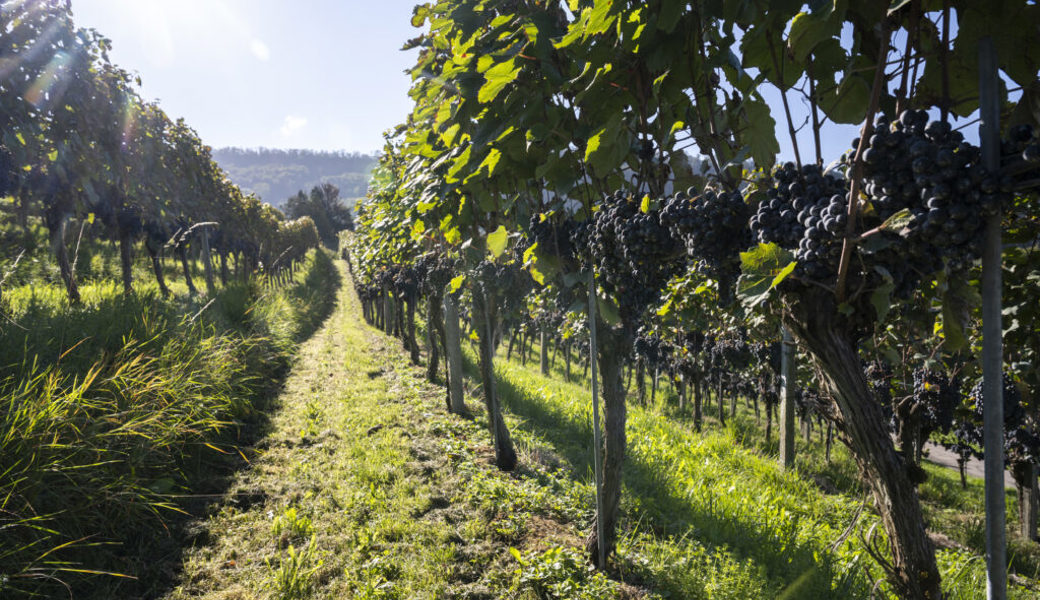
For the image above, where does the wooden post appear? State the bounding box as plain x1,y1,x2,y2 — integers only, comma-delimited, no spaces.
201,227,216,297
540,330,549,375
780,328,796,469
444,293,466,414
979,36,1007,600
1017,463,1039,542
588,269,606,568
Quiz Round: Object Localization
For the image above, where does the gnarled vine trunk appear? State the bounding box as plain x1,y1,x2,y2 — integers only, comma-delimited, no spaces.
177,245,197,296
636,358,646,406
473,289,517,471
786,301,941,600
146,244,171,298
540,330,549,375
693,378,702,432
425,292,442,384
220,252,229,285
406,297,420,364
1013,462,1038,542
48,212,80,304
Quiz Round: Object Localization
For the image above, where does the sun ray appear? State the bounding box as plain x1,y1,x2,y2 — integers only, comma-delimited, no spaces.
24,48,71,110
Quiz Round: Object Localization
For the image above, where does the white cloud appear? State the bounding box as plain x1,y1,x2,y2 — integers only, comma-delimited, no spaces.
280,115,308,137
250,39,271,61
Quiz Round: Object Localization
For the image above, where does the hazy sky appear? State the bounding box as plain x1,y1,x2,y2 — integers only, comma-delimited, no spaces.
71,0,421,153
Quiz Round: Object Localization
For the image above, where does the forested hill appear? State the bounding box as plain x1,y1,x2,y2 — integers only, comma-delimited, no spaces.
213,148,378,208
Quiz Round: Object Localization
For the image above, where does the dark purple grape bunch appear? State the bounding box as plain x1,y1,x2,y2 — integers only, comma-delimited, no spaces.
473,259,531,314
634,328,670,369
391,265,420,301
966,374,1040,467
909,368,958,435
375,267,395,290
590,191,682,326
661,186,752,284
795,387,828,421
416,252,455,295
362,284,381,304
855,110,1005,276
528,213,576,260
749,162,850,281
865,359,895,416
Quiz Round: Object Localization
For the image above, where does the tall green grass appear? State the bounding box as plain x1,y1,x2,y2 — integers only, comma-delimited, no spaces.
0,249,340,598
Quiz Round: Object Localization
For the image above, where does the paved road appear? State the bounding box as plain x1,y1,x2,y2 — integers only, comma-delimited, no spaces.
921,442,1015,489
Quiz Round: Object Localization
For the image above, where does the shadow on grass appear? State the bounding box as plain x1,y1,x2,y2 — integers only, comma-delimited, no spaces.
460,351,865,599
132,251,344,600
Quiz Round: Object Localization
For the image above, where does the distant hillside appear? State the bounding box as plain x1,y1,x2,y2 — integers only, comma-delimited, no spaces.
213,148,378,209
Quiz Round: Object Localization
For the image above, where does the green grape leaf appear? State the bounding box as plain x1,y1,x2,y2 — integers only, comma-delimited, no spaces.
479,59,521,104
738,243,796,308
446,146,473,183
487,225,509,258
411,4,430,27
940,276,981,353
871,265,895,323
410,220,426,241
585,114,623,171
597,294,621,326
742,97,780,171
879,208,915,234
787,7,843,64
657,0,683,33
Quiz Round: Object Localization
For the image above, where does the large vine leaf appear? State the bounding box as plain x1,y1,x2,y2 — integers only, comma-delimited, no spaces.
787,2,846,64
741,97,780,170
737,243,797,308
487,225,509,258
584,113,624,172
479,58,521,104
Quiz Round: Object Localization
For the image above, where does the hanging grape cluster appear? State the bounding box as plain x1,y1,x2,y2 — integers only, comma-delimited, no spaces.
474,259,531,315
589,191,682,326
750,162,849,281
865,360,894,417
963,375,1040,468
528,213,583,262
856,110,1007,279
634,329,670,369
391,265,420,302
357,284,380,305
375,267,395,292
661,186,752,284
903,368,958,437
748,110,1011,325
416,252,455,296
795,387,830,423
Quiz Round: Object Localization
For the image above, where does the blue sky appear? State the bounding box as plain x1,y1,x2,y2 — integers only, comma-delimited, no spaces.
72,0,421,153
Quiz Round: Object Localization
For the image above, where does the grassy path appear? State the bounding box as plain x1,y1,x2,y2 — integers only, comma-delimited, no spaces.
160,260,609,600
